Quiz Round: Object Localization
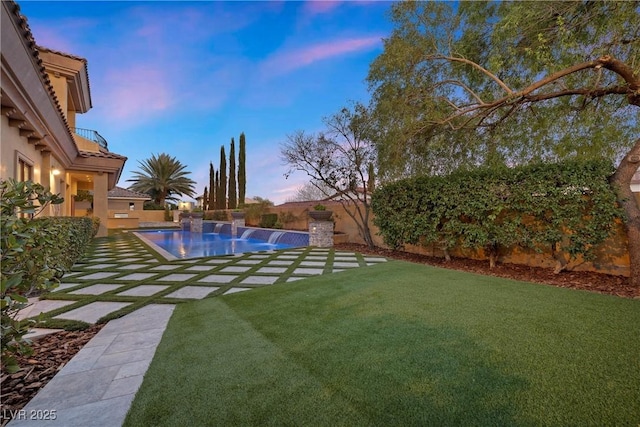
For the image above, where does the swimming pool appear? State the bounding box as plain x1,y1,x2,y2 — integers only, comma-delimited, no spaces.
134,229,306,260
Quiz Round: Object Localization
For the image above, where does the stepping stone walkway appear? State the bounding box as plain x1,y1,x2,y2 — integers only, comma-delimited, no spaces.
22,232,387,325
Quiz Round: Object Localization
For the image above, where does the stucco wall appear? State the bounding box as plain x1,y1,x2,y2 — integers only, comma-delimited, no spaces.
1,115,43,183
267,201,630,277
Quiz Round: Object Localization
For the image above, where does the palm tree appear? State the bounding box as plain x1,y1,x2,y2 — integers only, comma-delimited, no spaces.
127,153,196,205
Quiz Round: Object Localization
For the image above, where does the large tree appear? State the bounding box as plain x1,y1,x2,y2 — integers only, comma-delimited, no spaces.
368,1,640,287
228,138,237,209
281,104,378,248
127,153,196,205
238,132,247,207
287,181,334,202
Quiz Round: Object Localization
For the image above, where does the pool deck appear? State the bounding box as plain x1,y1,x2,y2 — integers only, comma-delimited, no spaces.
9,232,387,426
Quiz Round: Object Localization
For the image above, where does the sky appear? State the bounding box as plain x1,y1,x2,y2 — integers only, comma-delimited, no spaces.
19,0,395,205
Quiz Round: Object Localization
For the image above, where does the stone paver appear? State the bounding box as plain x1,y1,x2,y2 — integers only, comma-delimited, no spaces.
220,266,252,273
333,262,361,268
114,264,150,271
240,276,278,285
299,261,326,267
148,265,182,271
293,268,324,276
84,264,118,270
77,272,120,280
156,273,197,282
16,300,76,321
257,267,288,274
70,284,123,295
54,302,132,324
54,283,82,292
198,275,238,283
10,305,174,427
115,273,158,281
165,286,218,299
184,265,216,271
116,285,170,297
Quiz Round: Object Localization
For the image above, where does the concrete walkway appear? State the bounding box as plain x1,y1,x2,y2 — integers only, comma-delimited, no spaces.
9,305,175,427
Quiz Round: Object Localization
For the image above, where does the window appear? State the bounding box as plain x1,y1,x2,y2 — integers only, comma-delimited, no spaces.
16,152,33,182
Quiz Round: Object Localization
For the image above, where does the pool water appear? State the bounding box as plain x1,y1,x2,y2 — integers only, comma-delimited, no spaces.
135,230,298,259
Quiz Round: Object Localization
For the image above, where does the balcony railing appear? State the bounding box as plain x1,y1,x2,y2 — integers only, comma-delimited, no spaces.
73,127,108,150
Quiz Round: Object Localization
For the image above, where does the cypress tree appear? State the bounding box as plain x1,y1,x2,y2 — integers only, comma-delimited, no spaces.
215,170,219,209
202,187,209,211
219,145,227,209
228,138,237,209
208,162,215,210
238,132,246,207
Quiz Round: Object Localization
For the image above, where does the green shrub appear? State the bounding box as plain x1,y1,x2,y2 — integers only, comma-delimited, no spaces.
211,210,228,221
372,159,623,270
143,201,165,210
260,213,278,228
1,179,63,373
279,211,297,227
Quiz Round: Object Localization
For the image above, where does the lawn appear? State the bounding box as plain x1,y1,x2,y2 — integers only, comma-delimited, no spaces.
124,261,640,426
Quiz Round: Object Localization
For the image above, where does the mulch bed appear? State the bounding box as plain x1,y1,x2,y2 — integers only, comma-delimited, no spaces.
336,243,638,299
1,246,636,425
0,324,104,426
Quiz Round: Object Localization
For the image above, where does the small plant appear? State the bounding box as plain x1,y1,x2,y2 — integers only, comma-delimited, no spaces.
314,204,326,211
73,190,93,202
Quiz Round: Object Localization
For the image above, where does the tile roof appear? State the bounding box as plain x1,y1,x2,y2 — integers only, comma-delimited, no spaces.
6,1,73,143
108,187,151,199
78,150,127,161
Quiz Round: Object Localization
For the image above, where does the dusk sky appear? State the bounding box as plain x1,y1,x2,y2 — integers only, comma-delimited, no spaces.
19,0,394,205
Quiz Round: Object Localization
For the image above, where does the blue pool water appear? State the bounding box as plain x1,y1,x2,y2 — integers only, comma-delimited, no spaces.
135,230,300,259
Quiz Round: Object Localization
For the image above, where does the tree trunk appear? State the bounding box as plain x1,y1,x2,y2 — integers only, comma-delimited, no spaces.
610,138,640,290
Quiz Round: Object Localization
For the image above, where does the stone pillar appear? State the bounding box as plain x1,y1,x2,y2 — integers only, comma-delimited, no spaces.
93,172,108,237
231,218,245,238
309,220,333,248
191,216,203,233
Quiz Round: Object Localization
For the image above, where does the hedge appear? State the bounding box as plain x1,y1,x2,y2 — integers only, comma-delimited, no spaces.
372,159,623,270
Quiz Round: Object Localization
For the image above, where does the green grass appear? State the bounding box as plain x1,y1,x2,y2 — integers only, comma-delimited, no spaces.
124,261,640,426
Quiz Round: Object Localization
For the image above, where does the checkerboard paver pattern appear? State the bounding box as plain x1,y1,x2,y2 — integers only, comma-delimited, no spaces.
31,232,387,324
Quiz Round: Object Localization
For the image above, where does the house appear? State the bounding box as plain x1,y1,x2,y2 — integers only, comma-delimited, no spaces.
1,1,126,237
105,186,152,229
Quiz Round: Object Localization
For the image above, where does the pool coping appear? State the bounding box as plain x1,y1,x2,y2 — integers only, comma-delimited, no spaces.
132,231,180,261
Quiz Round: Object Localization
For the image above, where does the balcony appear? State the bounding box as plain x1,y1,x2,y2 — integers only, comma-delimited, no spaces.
73,127,108,150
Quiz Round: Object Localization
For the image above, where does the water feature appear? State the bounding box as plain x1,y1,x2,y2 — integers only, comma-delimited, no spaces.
134,229,308,260
213,223,224,234
268,231,284,244
241,229,255,239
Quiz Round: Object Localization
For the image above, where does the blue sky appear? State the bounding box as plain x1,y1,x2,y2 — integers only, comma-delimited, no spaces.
20,0,394,205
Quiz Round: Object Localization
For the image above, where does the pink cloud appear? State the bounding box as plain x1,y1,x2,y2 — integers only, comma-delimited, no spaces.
302,0,342,17
100,66,171,120
260,36,382,78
